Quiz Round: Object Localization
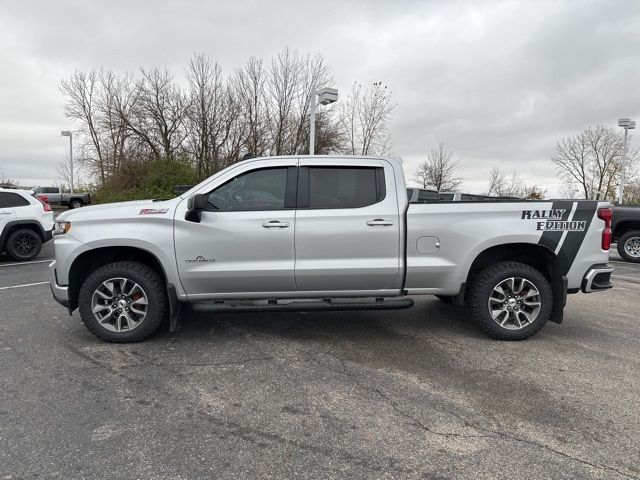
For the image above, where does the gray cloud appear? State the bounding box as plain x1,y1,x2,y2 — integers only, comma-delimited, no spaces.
0,0,638,196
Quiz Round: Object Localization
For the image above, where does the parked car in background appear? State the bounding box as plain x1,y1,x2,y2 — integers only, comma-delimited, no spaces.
0,188,54,260
34,186,91,209
612,205,640,262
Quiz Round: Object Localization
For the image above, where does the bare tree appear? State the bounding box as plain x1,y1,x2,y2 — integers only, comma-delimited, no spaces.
552,125,637,201
122,68,189,160
59,49,398,189
56,154,82,192
487,167,545,199
415,143,462,191
60,70,107,183
341,82,395,156
0,168,18,188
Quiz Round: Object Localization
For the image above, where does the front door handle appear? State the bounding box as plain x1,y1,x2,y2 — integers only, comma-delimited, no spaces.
367,219,394,227
262,220,290,228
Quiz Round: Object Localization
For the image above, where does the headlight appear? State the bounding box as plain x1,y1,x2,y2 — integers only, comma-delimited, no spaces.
53,221,71,236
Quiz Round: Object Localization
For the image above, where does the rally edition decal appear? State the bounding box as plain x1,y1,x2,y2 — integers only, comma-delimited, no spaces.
521,209,587,232
532,201,598,274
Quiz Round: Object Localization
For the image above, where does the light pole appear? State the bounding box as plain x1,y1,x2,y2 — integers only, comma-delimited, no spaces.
60,130,74,194
309,87,338,155
617,118,636,205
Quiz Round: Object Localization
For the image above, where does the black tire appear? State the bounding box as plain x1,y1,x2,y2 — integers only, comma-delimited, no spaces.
69,199,84,209
5,228,42,261
617,230,640,263
78,261,167,343
435,295,454,304
469,261,552,341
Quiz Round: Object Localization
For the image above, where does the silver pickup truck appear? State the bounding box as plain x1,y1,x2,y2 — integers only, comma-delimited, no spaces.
34,186,91,209
49,155,614,343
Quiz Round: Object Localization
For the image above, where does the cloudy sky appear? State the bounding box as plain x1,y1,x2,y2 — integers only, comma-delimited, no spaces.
1,0,639,196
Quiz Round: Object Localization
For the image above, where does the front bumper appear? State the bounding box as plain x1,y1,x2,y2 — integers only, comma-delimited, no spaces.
581,264,614,293
49,261,70,308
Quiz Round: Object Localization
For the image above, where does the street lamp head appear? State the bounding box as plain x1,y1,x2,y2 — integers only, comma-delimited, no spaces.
618,118,632,128
317,87,338,105
629,121,636,130
61,130,72,137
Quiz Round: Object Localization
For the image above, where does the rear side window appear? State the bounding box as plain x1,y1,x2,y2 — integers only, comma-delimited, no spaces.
300,167,385,209
0,192,30,208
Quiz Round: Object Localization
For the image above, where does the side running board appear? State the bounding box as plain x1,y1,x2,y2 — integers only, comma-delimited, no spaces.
191,297,414,313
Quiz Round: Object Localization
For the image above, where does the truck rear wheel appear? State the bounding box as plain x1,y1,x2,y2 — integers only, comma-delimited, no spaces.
469,261,552,340
78,261,167,343
617,230,640,263
69,199,84,209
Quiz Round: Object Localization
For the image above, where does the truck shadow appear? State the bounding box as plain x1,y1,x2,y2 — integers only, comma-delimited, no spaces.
173,296,479,344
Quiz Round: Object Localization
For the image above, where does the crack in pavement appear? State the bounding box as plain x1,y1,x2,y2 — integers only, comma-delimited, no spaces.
313,351,639,480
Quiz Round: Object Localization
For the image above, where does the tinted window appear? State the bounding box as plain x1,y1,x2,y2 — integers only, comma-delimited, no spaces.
0,192,30,208
45,187,59,194
307,167,383,209
206,168,287,211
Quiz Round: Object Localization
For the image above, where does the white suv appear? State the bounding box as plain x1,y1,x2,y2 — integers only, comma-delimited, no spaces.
0,188,54,261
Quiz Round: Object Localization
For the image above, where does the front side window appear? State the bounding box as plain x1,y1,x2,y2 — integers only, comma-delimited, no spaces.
206,167,288,211
306,167,383,209
0,192,30,208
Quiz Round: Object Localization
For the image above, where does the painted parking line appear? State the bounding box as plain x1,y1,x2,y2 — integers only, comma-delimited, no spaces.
0,281,49,290
0,259,54,268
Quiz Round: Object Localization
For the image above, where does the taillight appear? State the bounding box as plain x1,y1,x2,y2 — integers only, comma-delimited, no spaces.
597,207,612,250
34,195,52,212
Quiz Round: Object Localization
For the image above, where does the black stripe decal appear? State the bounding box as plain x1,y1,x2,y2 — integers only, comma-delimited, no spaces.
556,201,598,274
537,200,574,252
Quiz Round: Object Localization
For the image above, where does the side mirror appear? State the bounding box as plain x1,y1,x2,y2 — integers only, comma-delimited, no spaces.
185,194,206,223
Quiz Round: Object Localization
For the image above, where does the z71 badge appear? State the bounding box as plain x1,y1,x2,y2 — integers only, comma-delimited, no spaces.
139,208,169,215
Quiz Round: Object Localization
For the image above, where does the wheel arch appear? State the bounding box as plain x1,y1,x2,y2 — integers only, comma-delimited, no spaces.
465,242,566,324
613,220,640,241
0,220,47,249
67,246,168,311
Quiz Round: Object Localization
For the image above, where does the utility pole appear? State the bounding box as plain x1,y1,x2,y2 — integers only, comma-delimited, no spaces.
617,118,636,205
309,87,339,155
61,130,74,193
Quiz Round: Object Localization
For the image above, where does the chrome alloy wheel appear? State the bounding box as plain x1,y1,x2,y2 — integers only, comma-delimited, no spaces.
487,277,541,330
624,236,640,258
91,278,149,332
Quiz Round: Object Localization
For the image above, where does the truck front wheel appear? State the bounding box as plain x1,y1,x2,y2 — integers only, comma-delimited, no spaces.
78,261,167,342
469,261,552,340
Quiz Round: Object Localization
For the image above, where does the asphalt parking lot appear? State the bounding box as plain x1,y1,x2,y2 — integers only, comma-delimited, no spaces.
1,243,639,479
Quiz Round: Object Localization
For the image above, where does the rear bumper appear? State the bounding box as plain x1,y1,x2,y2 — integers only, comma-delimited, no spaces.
581,264,614,293
49,261,69,307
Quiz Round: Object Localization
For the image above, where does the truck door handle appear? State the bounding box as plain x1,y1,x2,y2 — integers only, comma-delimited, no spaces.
262,220,290,228
367,219,394,226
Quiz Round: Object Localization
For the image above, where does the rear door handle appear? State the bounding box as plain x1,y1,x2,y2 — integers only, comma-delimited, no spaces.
367,219,394,227
262,220,290,228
